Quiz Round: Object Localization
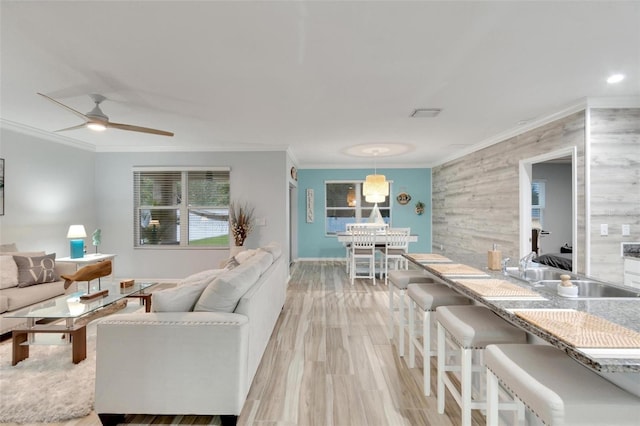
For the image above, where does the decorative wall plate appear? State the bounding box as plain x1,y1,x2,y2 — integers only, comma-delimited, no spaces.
290,166,298,181
396,192,411,205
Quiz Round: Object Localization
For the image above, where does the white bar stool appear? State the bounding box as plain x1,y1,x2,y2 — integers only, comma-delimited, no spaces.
388,270,434,356
407,283,471,396
436,305,527,426
485,344,640,426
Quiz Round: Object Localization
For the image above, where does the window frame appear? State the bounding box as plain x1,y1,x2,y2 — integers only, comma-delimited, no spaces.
133,166,231,249
532,179,546,228
324,180,393,236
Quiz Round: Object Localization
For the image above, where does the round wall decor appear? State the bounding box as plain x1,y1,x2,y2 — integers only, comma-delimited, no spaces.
396,192,411,205
290,166,298,181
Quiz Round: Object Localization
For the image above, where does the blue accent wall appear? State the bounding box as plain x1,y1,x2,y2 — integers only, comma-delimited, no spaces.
297,168,432,258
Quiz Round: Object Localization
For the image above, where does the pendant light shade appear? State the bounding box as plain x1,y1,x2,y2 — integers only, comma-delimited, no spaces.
363,174,389,201
365,193,386,203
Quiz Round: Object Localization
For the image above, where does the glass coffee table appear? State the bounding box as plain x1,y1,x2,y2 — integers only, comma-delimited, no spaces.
7,281,156,365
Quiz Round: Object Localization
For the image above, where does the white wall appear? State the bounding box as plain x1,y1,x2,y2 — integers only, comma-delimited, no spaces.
0,127,96,256
95,151,288,279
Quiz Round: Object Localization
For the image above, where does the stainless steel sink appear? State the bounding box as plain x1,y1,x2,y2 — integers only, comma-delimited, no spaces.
533,280,640,299
505,267,573,282
504,267,640,299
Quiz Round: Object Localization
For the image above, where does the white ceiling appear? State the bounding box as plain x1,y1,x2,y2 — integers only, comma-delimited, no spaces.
1,1,639,168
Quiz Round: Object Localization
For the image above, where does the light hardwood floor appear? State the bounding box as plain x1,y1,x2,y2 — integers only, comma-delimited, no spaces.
10,261,484,426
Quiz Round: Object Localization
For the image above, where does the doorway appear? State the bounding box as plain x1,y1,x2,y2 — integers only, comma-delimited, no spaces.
519,147,577,272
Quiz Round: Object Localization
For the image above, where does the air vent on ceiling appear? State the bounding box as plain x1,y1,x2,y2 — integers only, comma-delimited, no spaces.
410,108,442,118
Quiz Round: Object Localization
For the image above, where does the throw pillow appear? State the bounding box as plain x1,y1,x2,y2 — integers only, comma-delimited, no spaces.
194,262,261,313
14,253,59,287
152,281,210,312
260,242,282,260
222,256,239,270
0,255,19,289
179,268,225,287
234,249,257,264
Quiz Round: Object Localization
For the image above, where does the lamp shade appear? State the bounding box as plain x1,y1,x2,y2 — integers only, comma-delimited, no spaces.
365,193,386,203
363,174,389,199
67,225,87,239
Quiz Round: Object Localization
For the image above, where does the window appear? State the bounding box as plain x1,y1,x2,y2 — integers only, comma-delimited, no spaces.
325,181,391,235
133,167,230,247
532,180,545,228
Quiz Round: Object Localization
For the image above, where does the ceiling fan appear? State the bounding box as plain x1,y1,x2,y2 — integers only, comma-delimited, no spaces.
37,92,174,137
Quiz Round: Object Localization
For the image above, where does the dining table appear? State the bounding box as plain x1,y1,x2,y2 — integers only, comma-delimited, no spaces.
403,252,640,375
336,232,419,244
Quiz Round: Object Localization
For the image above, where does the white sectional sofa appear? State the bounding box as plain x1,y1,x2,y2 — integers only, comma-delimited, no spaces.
94,243,288,426
0,244,76,335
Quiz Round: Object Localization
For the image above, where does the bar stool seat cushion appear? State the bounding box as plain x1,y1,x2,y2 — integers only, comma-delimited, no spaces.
389,270,433,289
407,283,471,311
436,305,526,348
485,344,640,425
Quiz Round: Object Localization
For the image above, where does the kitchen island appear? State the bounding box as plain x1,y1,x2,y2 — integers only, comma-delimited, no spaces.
404,252,640,375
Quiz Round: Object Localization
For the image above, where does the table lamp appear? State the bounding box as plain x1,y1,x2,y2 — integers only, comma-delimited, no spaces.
67,224,87,259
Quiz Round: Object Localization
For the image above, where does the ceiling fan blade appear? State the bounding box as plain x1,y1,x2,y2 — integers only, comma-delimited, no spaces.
37,92,88,121
107,122,174,137
54,123,87,132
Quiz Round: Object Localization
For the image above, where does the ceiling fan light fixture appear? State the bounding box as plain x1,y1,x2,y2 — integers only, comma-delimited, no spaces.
87,122,107,131
607,73,625,84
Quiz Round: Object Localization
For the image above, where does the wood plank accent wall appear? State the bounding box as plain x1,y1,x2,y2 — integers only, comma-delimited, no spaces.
433,107,640,283
432,111,587,272
589,108,640,283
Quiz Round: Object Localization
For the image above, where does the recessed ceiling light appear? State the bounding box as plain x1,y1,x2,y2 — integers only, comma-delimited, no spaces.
607,73,625,84
410,108,442,118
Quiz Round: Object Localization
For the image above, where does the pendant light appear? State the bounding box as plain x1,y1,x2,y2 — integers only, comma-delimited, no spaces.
362,150,389,202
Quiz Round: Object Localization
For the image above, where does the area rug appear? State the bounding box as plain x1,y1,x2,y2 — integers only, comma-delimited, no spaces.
0,302,142,423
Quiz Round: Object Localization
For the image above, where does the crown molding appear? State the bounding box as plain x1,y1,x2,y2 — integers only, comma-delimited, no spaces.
0,118,95,152
429,96,640,168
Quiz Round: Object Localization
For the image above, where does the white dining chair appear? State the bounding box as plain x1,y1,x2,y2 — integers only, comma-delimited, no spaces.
345,223,373,275
349,225,384,285
379,227,411,285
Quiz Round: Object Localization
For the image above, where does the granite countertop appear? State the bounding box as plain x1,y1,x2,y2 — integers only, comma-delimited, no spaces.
405,252,640,373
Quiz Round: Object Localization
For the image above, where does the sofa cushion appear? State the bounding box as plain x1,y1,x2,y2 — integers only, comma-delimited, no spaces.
180,268,225,287
3,280,66,311
235,249,257,264
194,261,262,313
260,242,282,260
220,249,258,270
0,255,19,289
249,250,274,275
152,281,211,312
14,253,59,287
151,268,226,313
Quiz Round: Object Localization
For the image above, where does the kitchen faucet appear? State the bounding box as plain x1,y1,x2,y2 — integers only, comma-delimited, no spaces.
501,257,511,274
519,251,537,271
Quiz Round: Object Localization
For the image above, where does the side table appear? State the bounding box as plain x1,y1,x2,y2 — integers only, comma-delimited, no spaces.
57,253,117,269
